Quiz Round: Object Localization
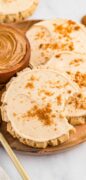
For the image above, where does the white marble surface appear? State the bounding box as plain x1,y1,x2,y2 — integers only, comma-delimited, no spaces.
1,0,86,180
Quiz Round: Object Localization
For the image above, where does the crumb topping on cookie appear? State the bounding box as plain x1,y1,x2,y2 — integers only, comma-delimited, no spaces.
21,103,55,126
74,72,86,87
67,93,86,110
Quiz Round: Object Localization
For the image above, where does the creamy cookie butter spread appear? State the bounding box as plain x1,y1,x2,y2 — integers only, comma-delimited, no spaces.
0,27,26,71
0,24,30,83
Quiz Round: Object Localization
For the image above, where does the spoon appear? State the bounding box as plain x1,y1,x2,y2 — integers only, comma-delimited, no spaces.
0,132,30,180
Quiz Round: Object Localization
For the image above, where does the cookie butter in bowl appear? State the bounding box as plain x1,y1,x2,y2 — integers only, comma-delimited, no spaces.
0,24,30,83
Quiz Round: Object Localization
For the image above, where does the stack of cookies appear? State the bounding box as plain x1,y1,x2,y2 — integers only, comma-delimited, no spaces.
1,19,86,149
26,19,86,126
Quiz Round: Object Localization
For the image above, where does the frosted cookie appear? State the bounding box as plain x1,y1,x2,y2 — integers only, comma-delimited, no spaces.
36,19,86,54
0,0,39,23
45,53,86,94
27,19,86,67
45,53,86,125
65,92,86,125
1,69,75,148
26,25,54,67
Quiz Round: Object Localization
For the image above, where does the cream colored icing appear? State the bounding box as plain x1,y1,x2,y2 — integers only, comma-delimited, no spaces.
2,69,75,142
26,25,53,67
26,19,86,68
45,53,86,117
0,0,36,14
28,19,86,57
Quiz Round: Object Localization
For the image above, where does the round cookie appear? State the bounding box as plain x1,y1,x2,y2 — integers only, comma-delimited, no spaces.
45,53,86,125
26,25,54,67
1,68,76,148
0,0,39,23
26,19,86,67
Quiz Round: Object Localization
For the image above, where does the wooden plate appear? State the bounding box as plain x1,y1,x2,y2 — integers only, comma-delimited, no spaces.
0,20,86,155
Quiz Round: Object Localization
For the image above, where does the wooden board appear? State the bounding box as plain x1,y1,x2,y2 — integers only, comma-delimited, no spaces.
0,20,86,155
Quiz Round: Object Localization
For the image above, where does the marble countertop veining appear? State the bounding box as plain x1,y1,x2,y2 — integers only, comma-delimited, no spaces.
1,0,86,180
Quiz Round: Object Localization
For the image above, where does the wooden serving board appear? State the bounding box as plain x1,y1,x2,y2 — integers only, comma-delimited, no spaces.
0,20,86,155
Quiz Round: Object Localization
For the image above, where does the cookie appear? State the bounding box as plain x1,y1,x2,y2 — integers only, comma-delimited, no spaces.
1,68,76,148
0,0,39,23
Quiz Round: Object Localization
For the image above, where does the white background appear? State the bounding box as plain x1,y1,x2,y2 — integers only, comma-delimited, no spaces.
1,0,86,180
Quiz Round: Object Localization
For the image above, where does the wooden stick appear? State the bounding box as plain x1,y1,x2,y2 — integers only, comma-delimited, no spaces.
0,133,30,180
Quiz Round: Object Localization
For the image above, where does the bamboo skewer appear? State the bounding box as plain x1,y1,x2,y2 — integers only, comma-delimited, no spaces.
0,132,30,180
